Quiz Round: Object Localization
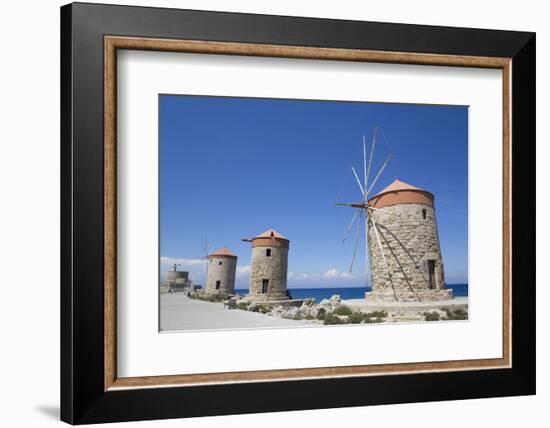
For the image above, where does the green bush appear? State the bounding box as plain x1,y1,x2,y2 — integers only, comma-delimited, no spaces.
363,315,384,323
424,311,441,321
292,312,303,320
249,304,270,313
258,305,270,314
316,308,327,320
305,314,316,320
452,308,468,320
320,309,388,325
236,301,249,310
443,308,468,320
333,305,353,316
323,312,348,325
199,293,228,302
348,311,364,324
366,310,388,319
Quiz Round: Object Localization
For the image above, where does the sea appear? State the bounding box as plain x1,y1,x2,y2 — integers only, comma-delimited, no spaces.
235,283,468,303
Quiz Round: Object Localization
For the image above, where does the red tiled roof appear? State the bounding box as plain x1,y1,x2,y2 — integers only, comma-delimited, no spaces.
370,179,426,198
209,247,237,258
254,228,288,240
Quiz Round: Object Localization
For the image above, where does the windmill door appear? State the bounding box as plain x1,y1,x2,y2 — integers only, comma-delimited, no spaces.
428,260,436,289
262,279,269,294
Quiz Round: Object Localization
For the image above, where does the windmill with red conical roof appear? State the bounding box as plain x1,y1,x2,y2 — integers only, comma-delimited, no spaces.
242,228,290,301
205,246,238,296
336,129,453,303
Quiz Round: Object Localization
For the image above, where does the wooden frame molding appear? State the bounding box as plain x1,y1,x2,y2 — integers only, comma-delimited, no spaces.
104,35,512,391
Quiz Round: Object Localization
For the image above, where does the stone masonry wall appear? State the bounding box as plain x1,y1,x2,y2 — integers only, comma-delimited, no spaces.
367,203,452,302
166,270,188,283
249,246,288,300
205,256,237,295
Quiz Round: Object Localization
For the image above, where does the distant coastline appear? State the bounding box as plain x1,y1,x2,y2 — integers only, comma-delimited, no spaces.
235,283,468,303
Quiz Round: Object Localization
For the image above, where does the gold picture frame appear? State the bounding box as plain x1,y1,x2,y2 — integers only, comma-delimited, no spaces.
103,36,512,391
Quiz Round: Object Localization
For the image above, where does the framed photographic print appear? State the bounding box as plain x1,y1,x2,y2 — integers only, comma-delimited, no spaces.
61,2,535,424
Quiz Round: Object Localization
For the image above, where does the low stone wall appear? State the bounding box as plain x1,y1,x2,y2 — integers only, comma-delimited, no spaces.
246,292,289,301
365,288,453,302
241,298,310,308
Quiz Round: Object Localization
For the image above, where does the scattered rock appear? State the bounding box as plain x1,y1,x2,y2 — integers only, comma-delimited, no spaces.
197,291,465,325
247,302,259,312
319,295,342,311
319,298,330,307
432,309,448,320
224,297,237,309
329,294,342,304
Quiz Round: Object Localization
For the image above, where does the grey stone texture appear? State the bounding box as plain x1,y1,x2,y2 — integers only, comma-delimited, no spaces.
249,246,289,300
166,270,188,284
367,203,453,302
161,270,190,292
205,256,237,295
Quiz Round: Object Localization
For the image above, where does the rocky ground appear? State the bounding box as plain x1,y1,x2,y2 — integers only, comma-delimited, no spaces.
189,292,469,325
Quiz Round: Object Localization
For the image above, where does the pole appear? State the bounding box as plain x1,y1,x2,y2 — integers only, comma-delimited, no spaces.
363,135,367,201
365,210,369,288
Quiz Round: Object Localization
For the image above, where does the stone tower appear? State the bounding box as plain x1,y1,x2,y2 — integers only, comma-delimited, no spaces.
205,247,237,295
366,179,453,302
161,265,189,293
247,229,289,301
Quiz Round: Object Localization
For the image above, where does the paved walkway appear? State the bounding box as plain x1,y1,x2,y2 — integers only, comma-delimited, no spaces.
160,293,310,332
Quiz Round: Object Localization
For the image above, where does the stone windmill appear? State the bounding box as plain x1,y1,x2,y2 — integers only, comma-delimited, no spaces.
205,247,238,295
242,229,290,301
336,129,452,303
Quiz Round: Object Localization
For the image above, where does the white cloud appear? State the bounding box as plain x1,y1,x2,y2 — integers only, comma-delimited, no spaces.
288,272,311,280
323,268,353,279
161,259,253,285
160,257,205,267
288,269,354,281
161,260,358,284
236,265,251,277
160,257,207,283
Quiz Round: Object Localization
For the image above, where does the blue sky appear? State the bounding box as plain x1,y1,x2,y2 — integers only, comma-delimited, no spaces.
160,95,468,288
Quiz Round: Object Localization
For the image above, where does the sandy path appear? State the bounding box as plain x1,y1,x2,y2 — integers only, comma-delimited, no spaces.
160,293,310,331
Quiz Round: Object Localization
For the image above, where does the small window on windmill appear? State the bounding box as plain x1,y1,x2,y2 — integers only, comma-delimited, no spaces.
266,249,271,257
218,261,223,265
422,209,427,220
262,279,269,293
